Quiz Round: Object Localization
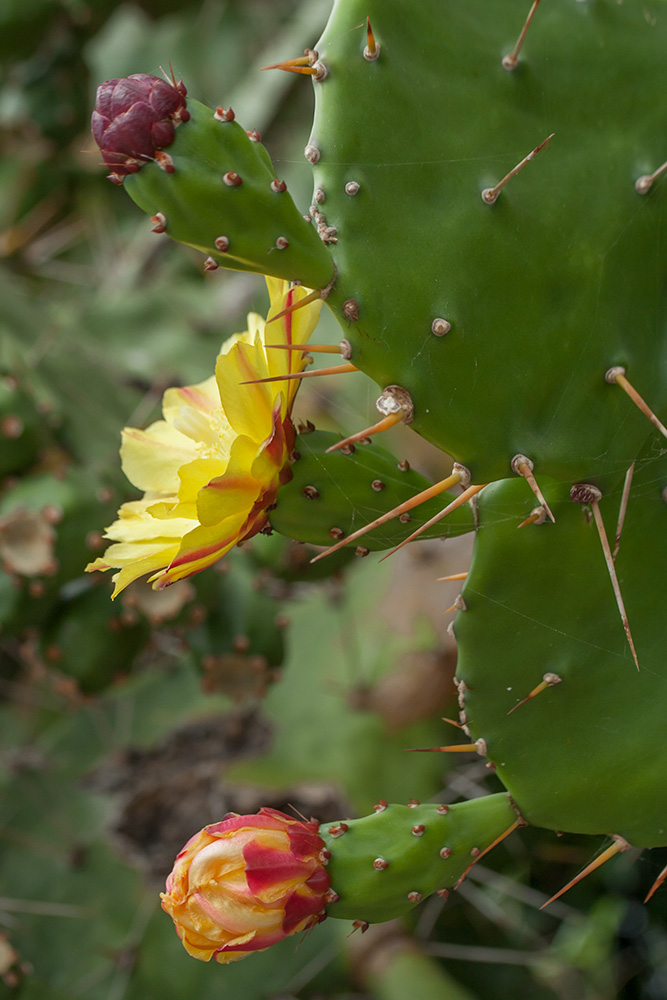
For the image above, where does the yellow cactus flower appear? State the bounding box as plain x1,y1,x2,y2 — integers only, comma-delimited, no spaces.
161,808,331,963
87,278,322,596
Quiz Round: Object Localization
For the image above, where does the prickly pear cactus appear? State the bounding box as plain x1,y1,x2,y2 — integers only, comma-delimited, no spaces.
88,0,667,955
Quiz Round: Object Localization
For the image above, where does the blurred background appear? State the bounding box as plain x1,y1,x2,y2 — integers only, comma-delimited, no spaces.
1,2,667,997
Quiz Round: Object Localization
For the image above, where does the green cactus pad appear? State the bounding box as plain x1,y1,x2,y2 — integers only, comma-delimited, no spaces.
124,98,335,289
322,794,518,922
454,441,667,847
311,0,667,487
270,429,474,550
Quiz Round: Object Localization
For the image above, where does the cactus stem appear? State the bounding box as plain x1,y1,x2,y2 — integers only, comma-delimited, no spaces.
635,159,667,194
604,367,667,441
437,572,469,581
612,462,635,564
502,0,541,72
406,738,487,755
644,863,667,903
481,133,554,205
517,505,547,529
540,835,631,909
240,362,358,385
507,672,562,716
453,819,524,889
511,455,556,522
310,469,468,563
571,484,639,670
379,482,487,561
325,411,404,453
364,16,381,61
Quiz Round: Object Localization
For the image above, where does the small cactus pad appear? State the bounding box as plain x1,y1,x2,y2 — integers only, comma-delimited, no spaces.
270,430,474,550
322,794,518,922
311,0,667,486
454,441,667,847
122,97,335,288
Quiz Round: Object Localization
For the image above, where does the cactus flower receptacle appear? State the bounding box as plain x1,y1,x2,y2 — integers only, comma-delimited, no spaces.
86,278,322,595
92,73,190,183
160,808,331,963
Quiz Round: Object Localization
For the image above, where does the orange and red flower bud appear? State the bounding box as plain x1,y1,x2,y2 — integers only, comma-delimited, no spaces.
160,808,331,963
92,74,190,184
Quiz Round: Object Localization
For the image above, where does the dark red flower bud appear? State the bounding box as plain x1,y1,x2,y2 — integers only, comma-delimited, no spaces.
92,73,190,183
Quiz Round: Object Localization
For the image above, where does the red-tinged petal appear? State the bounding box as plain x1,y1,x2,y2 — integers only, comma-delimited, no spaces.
243,843,313,895
282,888,327,935
196,434,261,528
152,513,248,587
214,926,285,960
305,867,331,894
288,825,325,860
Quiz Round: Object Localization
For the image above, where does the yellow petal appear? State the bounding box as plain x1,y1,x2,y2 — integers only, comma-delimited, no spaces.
121,422,196,493
162,376,220,425
215,341,274,441
196,436,261,528
177,457,228,506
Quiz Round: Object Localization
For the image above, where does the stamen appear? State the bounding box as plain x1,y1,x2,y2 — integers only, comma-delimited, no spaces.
482,133,554,205
502,0,541,71
511,455,555,522
540,836,630,909
605,366,667,441
310,468,469,564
